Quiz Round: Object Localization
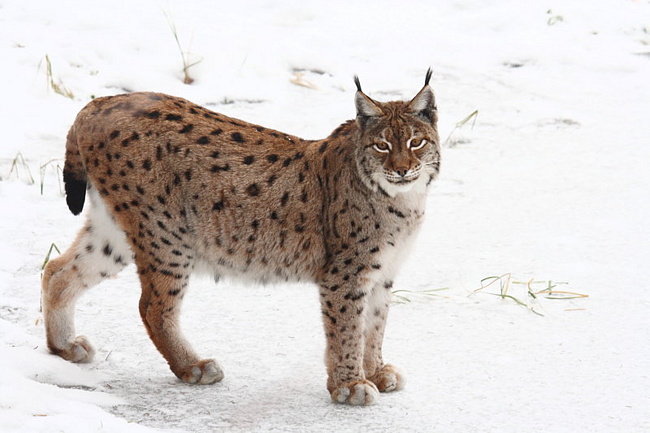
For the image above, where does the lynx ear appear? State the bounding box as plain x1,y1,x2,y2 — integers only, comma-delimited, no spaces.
354,75,383,120
408,68,437,124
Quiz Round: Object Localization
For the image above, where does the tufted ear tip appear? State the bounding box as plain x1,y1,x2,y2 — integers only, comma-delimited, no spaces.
424,68,433,86
354,75,363,93
354,75,383,119
408,73,437,124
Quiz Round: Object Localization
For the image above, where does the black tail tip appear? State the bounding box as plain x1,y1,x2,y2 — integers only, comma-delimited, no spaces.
64,178,87,215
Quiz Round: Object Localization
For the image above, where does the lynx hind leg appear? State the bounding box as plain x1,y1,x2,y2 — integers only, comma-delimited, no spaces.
136,260,224,385
42,190,133,362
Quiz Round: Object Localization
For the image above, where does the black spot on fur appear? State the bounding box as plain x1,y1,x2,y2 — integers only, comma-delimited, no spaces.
179,124,194,134
318,142,328,153
246,183,260,197
243,156,255,165
231,132,246,143
165,113,183,121
197,136,210,145
388,206,406,218
211,164,230,173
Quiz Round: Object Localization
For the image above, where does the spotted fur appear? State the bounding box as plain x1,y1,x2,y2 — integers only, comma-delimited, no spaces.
42,71,440,405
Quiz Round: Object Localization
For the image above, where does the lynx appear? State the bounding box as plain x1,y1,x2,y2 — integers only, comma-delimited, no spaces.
42,70,440,406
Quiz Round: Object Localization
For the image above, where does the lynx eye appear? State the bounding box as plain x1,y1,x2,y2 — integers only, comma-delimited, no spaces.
372,142,391,153
409,138,428,151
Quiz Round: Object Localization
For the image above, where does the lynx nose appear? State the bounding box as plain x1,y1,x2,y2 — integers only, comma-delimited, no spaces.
394,168,409,178
392,162,414,178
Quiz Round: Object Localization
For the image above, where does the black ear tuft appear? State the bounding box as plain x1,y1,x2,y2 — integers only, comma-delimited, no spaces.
354,75,362,92
354,75,383,120
424,68,433,86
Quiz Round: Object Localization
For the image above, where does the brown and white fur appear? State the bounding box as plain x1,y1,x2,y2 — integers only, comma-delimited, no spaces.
41,70,440,405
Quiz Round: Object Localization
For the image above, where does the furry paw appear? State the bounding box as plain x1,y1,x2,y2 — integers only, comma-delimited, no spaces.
50,336,95,363
179,359,224,385
331,380,379,406
368,364,405,392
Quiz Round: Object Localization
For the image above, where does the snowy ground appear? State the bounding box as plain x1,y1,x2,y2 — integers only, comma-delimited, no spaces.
1,0,649,432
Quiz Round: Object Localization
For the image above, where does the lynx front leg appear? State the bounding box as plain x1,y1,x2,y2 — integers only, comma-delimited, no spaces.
320,281,379,406
364,280,405,393
137,264,223,385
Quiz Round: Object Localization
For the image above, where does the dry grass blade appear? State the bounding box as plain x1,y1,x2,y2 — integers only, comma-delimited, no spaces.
44,55,74,99
8,152,35,184
392,287,449,304
164,11,202,85
473,274,589,316
290,72,319,90
522,279,589,300
444,109,478,147
40,159,64,195
42,243,61,270
537,289,589,300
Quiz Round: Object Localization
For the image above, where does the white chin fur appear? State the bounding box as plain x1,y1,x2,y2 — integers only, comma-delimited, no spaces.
373,173,425,197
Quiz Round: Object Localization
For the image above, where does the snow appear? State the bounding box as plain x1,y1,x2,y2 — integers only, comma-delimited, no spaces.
1,0,649,431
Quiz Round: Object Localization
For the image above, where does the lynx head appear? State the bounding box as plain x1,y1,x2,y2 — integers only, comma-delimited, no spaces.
354,69,440,197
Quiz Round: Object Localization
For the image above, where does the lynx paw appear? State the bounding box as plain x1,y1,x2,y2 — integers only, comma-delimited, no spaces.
179,359,224,385
368,364,405,392
50,336,95,363
331,380,379,406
